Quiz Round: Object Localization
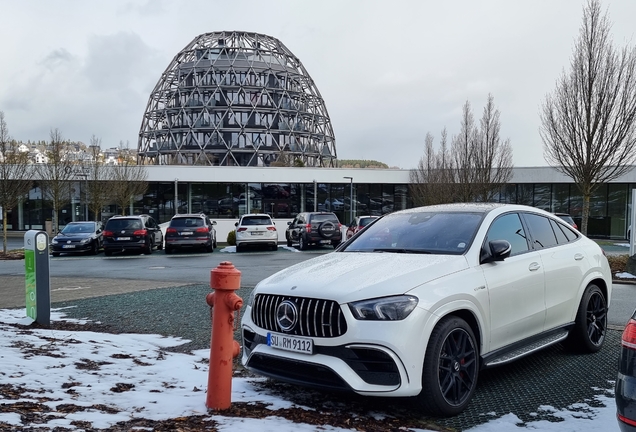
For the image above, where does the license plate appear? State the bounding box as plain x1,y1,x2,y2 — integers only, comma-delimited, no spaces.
251,232,263,236
320,239,331,244
62,245,76,249
267,332,313,354
116,237,131,241
181,231,193,235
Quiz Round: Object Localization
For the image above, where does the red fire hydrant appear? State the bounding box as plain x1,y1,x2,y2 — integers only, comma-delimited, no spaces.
206,261,243,410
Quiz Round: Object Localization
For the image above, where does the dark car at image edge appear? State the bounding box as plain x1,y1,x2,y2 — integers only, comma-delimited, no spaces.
617,310,636,431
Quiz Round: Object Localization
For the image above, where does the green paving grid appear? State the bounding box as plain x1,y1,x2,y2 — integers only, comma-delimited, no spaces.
53,284,621,431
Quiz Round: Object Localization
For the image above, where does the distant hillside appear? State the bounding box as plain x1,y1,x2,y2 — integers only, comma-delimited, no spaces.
337,159,389,169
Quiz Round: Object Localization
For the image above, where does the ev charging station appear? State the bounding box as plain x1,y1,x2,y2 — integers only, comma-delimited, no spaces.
24,230,51,327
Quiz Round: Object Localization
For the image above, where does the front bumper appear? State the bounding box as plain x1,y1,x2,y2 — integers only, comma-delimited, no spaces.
51,242,94,253
241,304,432,397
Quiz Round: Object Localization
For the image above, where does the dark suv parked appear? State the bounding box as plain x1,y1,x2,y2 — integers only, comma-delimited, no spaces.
103,214,163,256
286,212,342,250
165,213,217,254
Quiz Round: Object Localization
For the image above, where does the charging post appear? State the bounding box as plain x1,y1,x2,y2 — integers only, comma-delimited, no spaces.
24,230,51,327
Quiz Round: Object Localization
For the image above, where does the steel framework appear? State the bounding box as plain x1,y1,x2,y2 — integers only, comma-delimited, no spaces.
138,31,337,167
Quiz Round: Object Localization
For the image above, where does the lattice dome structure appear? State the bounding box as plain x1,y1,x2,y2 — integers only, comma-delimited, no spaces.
138,31,337,167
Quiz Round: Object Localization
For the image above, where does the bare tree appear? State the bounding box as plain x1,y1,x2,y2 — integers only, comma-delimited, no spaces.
474,94,513,201
110,143,148,215
411,96,513,205
452,101,478,202
37,129,76,234
0,112,32,254
540,0,636,235
83,135,111,221
409,129,455,205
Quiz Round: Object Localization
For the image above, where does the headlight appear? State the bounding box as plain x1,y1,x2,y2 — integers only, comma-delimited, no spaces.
246,287,258,307
349,295,418,321
51,238,58,245
80,238,91,244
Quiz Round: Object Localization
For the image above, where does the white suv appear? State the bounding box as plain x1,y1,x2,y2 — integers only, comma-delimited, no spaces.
235,213,278,252
241,203,612,416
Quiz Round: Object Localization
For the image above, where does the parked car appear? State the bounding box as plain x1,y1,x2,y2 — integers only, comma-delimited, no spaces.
50,221,103,256
616,309,636,431
164,213,217,254
235,213,278,252
286,211,342,250
242,203,611,416
554,212,578,230
346,215,379,239
102,214,163,256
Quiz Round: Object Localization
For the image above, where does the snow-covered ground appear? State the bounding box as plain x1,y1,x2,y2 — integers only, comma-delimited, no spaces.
0,308,620,431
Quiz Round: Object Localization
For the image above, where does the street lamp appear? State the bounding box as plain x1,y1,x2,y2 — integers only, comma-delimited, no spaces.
343,176,353,224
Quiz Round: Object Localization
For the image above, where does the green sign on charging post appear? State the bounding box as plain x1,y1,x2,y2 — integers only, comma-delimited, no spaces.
24,230,51,326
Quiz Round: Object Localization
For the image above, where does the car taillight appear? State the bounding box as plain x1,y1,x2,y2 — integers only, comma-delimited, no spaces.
166,227,177,234
267,226,277,231
133,229,147,236
196,227,209,233
622,319,636,350
306,224,312,230
237,227,247,232
103,230,113,237
619,413,636,427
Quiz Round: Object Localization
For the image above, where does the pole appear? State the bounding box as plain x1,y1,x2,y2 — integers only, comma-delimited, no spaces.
343,176,353,224
174,178,179,215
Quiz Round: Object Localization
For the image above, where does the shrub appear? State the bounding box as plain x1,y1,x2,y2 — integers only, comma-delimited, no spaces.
227,230,236,246
607,254,628,274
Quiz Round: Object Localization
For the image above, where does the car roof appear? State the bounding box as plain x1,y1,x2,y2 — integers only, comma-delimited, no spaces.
394,203,553,216
171,213,207,218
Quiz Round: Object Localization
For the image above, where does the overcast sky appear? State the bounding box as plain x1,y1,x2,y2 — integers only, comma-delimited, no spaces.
1,0,635,169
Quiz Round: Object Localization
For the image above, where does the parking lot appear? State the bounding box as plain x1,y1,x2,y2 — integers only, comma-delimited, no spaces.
0,236,633,430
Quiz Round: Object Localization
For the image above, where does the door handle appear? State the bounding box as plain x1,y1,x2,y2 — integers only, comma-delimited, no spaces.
529,262,541,271
574,253,584,261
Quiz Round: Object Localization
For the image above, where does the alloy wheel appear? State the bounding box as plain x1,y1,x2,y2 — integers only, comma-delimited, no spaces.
586,291,607,346
437,328,477,407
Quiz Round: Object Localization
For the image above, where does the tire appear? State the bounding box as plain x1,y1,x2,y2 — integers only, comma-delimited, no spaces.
165,246,172,254
318,221,336,239
331,240,340,248
236,243,243,253
104,250,112,257
286,233,292,247
416,316,479,416
90,241,98,255
565,284,607,353
144,239,153,255
157,238,163,250
213,239,217,248
206,242,213,253
299,235,307,251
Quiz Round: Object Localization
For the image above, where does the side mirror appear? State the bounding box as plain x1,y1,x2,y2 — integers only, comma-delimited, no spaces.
287,221,292,225
212,221,217,225
480,240,512,264
235,222,238,227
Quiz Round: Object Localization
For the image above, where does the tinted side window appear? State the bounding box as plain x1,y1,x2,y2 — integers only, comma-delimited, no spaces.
485,213,529,256
523,213,558,249
550,219,569,244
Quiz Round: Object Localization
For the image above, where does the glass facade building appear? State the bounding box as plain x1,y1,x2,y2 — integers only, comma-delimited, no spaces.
138,31,337,167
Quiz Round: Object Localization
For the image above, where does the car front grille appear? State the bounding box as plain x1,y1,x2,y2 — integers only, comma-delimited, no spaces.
251,294,347,338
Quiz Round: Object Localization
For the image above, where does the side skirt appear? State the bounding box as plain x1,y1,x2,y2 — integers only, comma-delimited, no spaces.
481,323,574,368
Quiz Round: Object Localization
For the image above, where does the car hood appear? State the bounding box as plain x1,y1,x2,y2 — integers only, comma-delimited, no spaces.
54,233,92,240
256,252,469,303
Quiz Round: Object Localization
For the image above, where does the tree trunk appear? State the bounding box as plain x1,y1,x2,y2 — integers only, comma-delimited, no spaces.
581,194,591,236
2,208,7,255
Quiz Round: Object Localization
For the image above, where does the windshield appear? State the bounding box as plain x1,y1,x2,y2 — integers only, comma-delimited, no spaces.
61,223,95,234
240,216,272,226
343,211,483,255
